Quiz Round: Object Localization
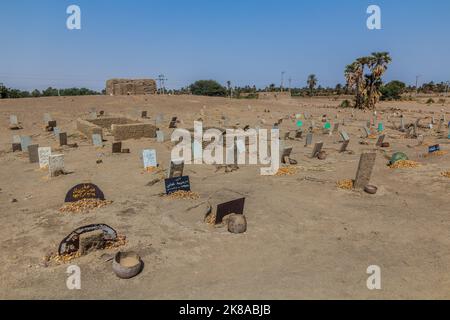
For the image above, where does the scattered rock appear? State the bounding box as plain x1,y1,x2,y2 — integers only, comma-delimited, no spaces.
227,214,247,234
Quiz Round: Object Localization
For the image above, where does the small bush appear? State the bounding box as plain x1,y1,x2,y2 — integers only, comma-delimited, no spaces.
339,99,352,108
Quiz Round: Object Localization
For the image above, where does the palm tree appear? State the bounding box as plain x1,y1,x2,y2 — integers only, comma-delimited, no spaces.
365,52,392,109
344,52,392,110
307,74,318,96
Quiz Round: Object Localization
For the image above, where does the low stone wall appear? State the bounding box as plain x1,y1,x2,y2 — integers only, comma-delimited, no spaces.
89,117,136,129
76,119,103,139
111,123,157,141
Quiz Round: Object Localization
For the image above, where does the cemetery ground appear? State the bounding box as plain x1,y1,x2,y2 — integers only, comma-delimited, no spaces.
1,94,450,299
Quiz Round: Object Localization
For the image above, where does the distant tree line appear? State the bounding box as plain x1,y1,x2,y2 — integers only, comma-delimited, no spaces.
0,83,102,99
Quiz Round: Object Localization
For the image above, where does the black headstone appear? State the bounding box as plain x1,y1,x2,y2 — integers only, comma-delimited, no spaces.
164,176,191,195
28,144,39,163
59,132,68,146
65,183,105,202
112,142,122,153
215,198,245,224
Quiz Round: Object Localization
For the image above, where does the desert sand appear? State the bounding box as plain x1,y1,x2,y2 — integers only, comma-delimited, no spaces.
1,94,449,299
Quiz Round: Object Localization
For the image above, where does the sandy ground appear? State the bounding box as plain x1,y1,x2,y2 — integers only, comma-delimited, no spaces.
1,94,450,300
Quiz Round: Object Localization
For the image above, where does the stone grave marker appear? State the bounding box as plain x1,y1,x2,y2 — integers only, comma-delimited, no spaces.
362,126,371,138
20,136,32,152
53,127,61,137
437,119,443,133
141,111,148,118
311,142,323,158
59,132,68,146
58,224,117,256
142,149,157,168
169,117,178,129
376,135,386,147
284,132,291,140
12,143,21,152
340,130,350,142
10,115,18,126
112,142,122,153
168,159,184,178
354,153,376,189
281,146,293,164
28,145,40,163
164,176,191,195
48,154,64,177
332,123,340,134
429,144,440,153
38,147,52,168
92,134,103,147
305,133,313,147
156,130,165,142
339,140,350,153
400,116,405,132
213,197,245,225
48,120,57,129
13,135,21,143
156,113,164,125
295,129,303,139
65,183,105,202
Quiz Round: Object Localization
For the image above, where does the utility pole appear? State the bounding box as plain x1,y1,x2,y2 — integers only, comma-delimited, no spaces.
157,74,168,95
281,71,285,92
288,78,292,94
415,75,421,97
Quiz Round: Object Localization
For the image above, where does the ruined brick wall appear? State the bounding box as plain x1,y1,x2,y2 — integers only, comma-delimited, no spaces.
105,79,157,96
89,117,136,129
111,123,157,141
76,119,103,139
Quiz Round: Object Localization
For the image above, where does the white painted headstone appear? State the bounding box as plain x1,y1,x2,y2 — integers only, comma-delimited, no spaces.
48,154,64,177
10,115,18,125
38,147,52,168
156,130,165,142
142,149,157,168
53,127,61,137
13,135,21,143
92,134,103,147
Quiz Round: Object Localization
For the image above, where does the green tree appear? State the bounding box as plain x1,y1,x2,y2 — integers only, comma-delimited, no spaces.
380,80,406,100
189,80,227,97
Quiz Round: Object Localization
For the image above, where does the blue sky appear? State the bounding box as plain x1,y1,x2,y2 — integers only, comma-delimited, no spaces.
1,0,449,91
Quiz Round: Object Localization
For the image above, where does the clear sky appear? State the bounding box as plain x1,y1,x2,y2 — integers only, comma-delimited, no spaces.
1,0,449,91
